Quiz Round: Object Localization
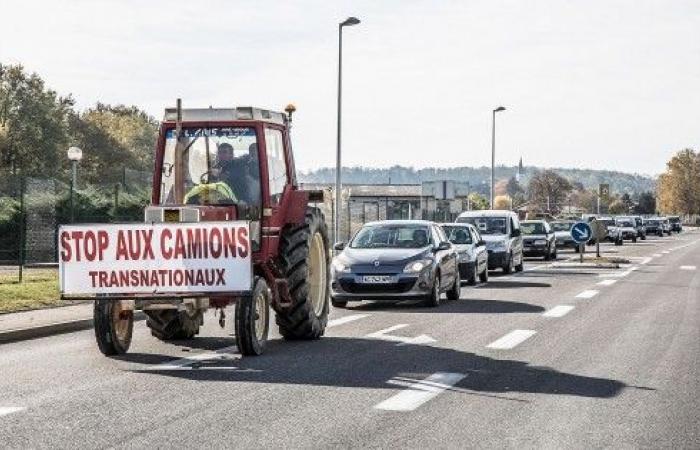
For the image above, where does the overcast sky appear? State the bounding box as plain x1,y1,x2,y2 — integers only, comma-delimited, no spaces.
1,0,698,175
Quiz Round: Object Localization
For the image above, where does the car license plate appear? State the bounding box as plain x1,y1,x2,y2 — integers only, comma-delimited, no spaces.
361,275,394,284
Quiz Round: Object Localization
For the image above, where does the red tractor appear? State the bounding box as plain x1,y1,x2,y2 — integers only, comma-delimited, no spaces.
61,101,330,357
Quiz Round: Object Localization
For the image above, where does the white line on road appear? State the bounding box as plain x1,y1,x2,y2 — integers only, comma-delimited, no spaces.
662,250,670,254
576,290,599,299
486,329,537,349
140,345,239,371
603,266,639,278
542,305,575,318
366,324,436,345
0,407,25,417
327,314,368,328
640,257,653,265
680,265,697,271
374,372,465,411
653,253,662,257
597,279,618,286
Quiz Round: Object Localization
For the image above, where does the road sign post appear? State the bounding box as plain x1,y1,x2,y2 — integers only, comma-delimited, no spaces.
571,221,593,264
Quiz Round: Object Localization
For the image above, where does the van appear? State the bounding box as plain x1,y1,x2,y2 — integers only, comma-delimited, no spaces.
456,210,524,274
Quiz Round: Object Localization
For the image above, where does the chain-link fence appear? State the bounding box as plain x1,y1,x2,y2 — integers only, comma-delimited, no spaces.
0,169,152,276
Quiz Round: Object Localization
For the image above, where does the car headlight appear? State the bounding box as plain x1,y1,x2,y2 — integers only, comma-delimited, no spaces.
403,259,432,273
534,239,547,245
332,260,350,273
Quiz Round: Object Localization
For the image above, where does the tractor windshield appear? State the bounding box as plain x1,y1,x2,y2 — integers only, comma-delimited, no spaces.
160,127,261,206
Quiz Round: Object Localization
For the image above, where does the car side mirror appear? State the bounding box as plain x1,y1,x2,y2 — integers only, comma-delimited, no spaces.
435,241,452,251
512,229,521,237
478,240,486,246
333,242,346,251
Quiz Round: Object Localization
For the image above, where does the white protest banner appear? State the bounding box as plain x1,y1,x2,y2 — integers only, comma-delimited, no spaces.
59,222,251,296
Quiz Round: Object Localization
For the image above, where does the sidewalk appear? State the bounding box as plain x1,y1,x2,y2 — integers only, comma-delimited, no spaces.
0,303,95,343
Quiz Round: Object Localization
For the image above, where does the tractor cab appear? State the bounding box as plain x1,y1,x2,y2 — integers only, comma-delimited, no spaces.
150,104,298,252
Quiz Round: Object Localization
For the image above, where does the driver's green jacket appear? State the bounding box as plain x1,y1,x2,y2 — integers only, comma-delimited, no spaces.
183,182,237,204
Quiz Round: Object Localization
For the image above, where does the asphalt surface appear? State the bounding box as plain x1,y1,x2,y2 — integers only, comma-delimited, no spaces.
1,231,699,449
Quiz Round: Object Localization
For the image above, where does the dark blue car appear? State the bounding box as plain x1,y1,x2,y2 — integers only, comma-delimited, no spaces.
330,220,460,308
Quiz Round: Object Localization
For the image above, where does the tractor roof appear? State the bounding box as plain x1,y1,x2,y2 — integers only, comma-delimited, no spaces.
163,107,286,126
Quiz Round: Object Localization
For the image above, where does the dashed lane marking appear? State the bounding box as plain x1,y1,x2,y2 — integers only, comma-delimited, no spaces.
576,290,599,299
542,305,575,318
603,266,639,278
486,329,537,349
680,265,697,271
327,314,369,328
662,250,670,254
597,279,618,286
0,407,25,417
374,372,466,412
653,253,662,257
366,324,436,345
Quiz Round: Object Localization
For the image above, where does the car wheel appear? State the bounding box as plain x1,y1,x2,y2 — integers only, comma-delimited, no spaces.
544,246,551,261
446,270,461,300
466,264,477,286
479,265,489,283
424,274,441,307
552,246,558,259
515,254,524,272
632,236,637,243
503,253,514,274
641,234,646,240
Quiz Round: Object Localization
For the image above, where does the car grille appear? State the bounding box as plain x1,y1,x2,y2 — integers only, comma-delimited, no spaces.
339,279,416,294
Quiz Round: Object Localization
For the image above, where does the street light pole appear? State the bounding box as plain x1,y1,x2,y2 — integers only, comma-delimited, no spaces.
490,106,506,209
67,146,83,223
335,16,360,244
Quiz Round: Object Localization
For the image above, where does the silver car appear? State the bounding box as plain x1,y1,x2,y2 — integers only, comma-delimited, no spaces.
440,223,488,285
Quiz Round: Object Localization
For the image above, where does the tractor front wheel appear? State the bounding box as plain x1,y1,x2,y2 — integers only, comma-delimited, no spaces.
236,277,270,356
94,299,133,356
276,207,330,340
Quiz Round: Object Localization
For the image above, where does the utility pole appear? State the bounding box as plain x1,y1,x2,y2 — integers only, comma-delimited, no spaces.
490,106,506,209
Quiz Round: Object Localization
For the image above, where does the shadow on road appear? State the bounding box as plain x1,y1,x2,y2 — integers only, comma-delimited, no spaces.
127,337,627,400
478,280,552,289
345,298,545,314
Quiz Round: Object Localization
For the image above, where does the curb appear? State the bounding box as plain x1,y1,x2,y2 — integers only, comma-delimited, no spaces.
0,312,146,344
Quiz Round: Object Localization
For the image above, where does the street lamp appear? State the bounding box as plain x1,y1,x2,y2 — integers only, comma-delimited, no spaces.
490,106,506,209
67,146,83,223
335,16,361,244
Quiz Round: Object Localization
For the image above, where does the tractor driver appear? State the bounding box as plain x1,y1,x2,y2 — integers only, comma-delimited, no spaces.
210,142,261,207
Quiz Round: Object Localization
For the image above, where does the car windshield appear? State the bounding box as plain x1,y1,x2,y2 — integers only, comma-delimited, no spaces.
600,219,615,227
160,127,261,206
457,217,507,235
617,220,634,227
551,222,573,232
350,224,432,249
646,220,659,225
521,222,547,235
442,226,472,244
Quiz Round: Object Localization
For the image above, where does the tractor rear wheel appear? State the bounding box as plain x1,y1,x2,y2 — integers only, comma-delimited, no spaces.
145,309,203,341
276,207,330,340
94,299,133,356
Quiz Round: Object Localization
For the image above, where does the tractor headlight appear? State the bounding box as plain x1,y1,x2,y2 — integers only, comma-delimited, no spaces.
403,259,432,273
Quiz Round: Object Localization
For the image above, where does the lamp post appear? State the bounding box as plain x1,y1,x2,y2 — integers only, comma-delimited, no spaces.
490,106,506,209
335,16,360,244
67,146,83,223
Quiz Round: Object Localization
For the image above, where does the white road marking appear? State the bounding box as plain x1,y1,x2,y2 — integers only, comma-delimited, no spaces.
604,266,639,278
597,279,618,286
680,265,697,271
0,407,25,417
486,329,537,349
653,253,662,257
640,257,653,265
327,314,368,328
140,345,239,371
543,305,575,318
366,324,436,345
576,290,599,299
374,372,465,411
662,250,670,254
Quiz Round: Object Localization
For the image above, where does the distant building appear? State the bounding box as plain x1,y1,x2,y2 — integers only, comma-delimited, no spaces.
516,157,524,182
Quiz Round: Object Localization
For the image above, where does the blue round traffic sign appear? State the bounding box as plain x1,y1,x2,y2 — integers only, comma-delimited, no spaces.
571,221,593,244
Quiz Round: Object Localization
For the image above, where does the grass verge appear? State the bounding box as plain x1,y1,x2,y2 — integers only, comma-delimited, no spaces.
0,269,61,313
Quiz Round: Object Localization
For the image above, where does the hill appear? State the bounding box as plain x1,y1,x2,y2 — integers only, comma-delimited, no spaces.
299,165,656,195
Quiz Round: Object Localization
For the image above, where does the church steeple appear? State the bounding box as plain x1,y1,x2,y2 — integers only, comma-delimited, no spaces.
516,157,523,181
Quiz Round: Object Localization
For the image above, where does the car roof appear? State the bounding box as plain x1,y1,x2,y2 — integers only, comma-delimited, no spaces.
521,220,546,224
362,220,433,227
457,209,516,218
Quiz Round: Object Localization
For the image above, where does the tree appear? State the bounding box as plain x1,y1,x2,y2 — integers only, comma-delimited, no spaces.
635,191,656,214
506,176,524,197
527,170,572,214
657,149,700,216
608,199,627,215
493,195,511,210
467,192,489,210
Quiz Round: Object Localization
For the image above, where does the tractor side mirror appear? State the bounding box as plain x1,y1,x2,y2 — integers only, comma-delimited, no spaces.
333,242,346,251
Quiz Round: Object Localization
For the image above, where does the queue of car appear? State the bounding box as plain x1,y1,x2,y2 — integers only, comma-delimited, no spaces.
330,211,684,308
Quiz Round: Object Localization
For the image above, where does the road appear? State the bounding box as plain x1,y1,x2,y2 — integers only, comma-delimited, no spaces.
1,231,699,448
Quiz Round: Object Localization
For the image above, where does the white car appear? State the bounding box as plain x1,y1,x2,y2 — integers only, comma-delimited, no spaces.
440,223,489,285
615,218,638,243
